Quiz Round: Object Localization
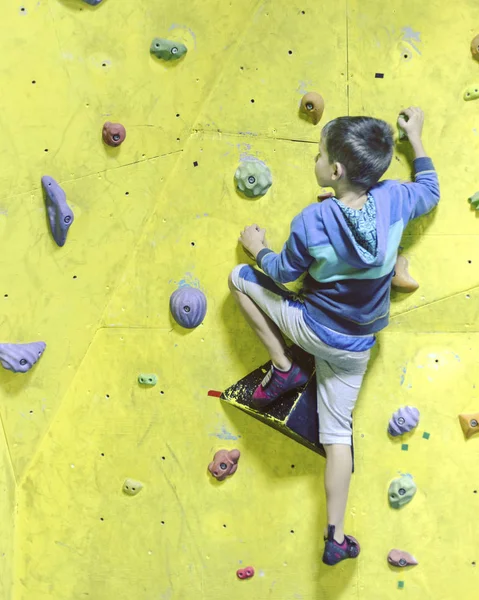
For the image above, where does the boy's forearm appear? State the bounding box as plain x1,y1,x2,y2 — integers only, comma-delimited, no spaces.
409,135,427,159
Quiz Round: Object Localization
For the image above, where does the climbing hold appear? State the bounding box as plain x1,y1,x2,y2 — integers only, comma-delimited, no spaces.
41,176,74,247
388,406,420,437
82,0,103,5
102,122,126,147
468,192,479,210
387,549,418,568
397,112,409,141
464,85,479,101
235,160,272,198
170,286,207,329
236,566,255,579
208,449,240,481
471,35,479,60
150,38,187,61
458,412,479,439
388,474,417,509
392,255,419,292
138,374,158,386
122,478,143,496
0,341,46,373
300,92,325,125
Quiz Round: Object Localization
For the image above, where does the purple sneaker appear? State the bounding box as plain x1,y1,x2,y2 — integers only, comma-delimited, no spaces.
251,361,310,409
322,525,360,566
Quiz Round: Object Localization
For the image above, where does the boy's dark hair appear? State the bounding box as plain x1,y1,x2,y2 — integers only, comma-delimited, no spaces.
321,117,394,190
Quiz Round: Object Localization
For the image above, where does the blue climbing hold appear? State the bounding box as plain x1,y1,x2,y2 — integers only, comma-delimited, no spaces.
41,176,74,247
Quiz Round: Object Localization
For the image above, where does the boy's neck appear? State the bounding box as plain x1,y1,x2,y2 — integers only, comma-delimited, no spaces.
335,188,368,209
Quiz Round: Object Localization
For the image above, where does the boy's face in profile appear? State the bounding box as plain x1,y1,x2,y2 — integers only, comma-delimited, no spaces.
314,138,333,187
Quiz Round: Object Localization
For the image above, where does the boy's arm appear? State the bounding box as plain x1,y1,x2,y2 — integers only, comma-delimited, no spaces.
400,135,440,221
256,213,313,284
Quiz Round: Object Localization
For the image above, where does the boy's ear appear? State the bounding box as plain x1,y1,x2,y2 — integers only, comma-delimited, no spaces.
331,162,344,181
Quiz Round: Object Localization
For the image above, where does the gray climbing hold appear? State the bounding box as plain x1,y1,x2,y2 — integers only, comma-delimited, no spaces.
138,374,158,386
42,176,74,247
150,38,187,61
388,406,420,437
82,0,104,5
122,478,143,496
235,160,273,198
0,341,46,373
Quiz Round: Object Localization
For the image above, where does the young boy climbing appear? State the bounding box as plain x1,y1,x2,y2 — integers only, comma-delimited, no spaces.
228,107,440,566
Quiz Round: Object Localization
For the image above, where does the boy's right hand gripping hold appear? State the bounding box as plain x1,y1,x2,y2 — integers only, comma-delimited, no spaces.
397,106,424,142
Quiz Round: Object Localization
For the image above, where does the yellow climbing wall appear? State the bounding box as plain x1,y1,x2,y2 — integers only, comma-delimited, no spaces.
0,0,478,598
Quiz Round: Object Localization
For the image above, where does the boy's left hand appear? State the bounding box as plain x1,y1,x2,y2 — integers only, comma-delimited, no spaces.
239,224,267,259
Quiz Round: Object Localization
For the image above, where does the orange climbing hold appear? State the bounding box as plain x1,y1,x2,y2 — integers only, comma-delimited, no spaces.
392,255,419,293
300,92,324,125
458,412,479,439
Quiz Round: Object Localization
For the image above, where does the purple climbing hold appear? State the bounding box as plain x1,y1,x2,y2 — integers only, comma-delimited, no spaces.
0,341,46,373
170,286,207,329
41,176,74,247
388,406,420,437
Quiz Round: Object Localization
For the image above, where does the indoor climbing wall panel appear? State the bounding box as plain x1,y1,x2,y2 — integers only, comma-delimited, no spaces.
0,0,477,599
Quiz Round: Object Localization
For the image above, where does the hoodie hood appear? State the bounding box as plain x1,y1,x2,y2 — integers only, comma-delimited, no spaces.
319,186,391,270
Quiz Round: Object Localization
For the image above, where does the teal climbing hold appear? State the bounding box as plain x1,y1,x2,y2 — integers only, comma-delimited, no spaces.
388,474,417,509
150,38,187,61
138,374,158,386
235,159,273,199
468,192,479,210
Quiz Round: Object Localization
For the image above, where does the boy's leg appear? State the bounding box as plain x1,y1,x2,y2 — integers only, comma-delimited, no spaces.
228,272,291,371
315,354,370,565
323,443,352,543
228,264,313,406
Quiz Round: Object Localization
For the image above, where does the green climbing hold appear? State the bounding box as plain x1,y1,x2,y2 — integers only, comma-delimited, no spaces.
464,85,479,101
138,374,158,386
235,160,273,199
150,38,187,61
469,192,479,210
388,474,417,509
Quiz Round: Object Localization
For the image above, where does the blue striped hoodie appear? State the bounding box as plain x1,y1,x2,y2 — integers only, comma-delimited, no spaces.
256,157,440,337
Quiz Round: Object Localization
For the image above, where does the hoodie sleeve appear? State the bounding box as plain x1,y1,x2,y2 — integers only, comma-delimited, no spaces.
256,212,313,284
400,157,440,222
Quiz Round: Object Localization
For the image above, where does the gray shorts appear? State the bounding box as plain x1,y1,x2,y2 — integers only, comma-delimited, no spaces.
230,264,371,445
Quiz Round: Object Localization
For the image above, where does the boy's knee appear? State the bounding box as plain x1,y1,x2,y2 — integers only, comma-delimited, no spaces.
228,271,237,292
228,264,249,292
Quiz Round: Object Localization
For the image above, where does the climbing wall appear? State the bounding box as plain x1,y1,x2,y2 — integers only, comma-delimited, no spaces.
0,0,478,598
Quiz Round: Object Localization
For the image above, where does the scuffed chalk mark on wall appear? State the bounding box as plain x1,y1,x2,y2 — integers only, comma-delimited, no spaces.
400,362,408,385
209,426,241,440
168,24,197,50
401,27,422,55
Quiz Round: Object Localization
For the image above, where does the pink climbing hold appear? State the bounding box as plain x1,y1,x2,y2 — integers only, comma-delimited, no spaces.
208,449,240,481
387,549,418,567
236,566,255,579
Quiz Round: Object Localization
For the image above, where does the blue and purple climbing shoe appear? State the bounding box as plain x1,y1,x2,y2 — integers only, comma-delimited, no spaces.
251,361,310,409
322,525,360,566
